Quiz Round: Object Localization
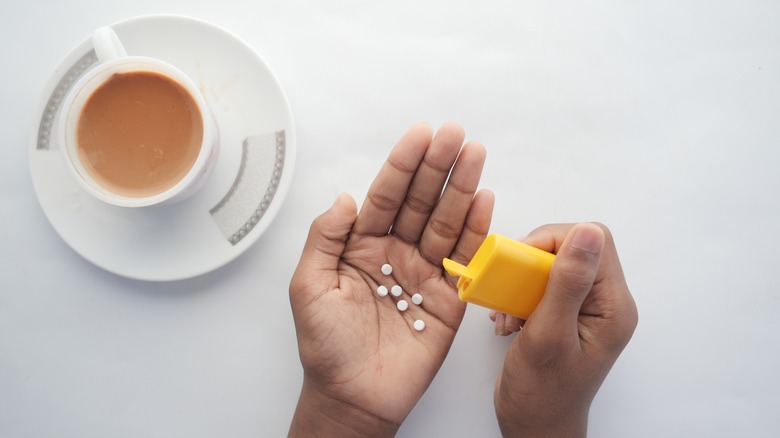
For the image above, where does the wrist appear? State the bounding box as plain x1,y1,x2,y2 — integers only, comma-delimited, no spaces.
289,379,400,438
495,404,588,438
494,376,589,438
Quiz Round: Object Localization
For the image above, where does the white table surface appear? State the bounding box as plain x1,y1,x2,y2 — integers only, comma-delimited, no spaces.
2,1,779,437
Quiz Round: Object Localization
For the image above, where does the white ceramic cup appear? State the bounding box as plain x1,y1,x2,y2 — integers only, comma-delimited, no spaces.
59,26,219,208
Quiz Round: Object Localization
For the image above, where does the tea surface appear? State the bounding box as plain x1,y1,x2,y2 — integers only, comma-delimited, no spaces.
77,71,203,197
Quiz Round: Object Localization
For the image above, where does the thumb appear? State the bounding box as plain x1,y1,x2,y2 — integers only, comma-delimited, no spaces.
532,223,605,331
290,193,358,303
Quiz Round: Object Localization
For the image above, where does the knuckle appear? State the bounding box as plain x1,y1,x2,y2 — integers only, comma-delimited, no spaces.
554,259,597,294
446,180,473,196
423,154,454,174
602,296,639,352
405,193,435,215
619,297,640,338
387,156,416,175
529,223,561,236
428,216,461,239
368,191,401,212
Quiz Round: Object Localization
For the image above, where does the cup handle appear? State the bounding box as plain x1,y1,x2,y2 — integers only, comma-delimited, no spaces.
92,26,127,63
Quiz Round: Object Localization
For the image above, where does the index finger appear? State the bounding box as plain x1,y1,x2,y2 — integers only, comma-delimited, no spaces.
353,124,433,236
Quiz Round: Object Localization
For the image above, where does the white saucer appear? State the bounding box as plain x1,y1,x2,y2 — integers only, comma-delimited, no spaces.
29,15,296,281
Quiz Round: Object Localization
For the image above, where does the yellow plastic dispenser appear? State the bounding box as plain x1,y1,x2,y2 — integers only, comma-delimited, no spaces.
443,234,556,319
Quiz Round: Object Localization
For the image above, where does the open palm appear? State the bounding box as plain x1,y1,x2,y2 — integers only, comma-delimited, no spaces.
289,124,493,431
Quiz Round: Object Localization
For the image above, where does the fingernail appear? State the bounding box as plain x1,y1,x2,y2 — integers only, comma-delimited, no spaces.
570,225,603,255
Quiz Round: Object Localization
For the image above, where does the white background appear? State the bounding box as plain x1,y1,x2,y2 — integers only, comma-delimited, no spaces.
2,1,779,436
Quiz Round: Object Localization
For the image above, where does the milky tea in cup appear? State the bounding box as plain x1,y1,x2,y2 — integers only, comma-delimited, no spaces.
60,27,219,207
